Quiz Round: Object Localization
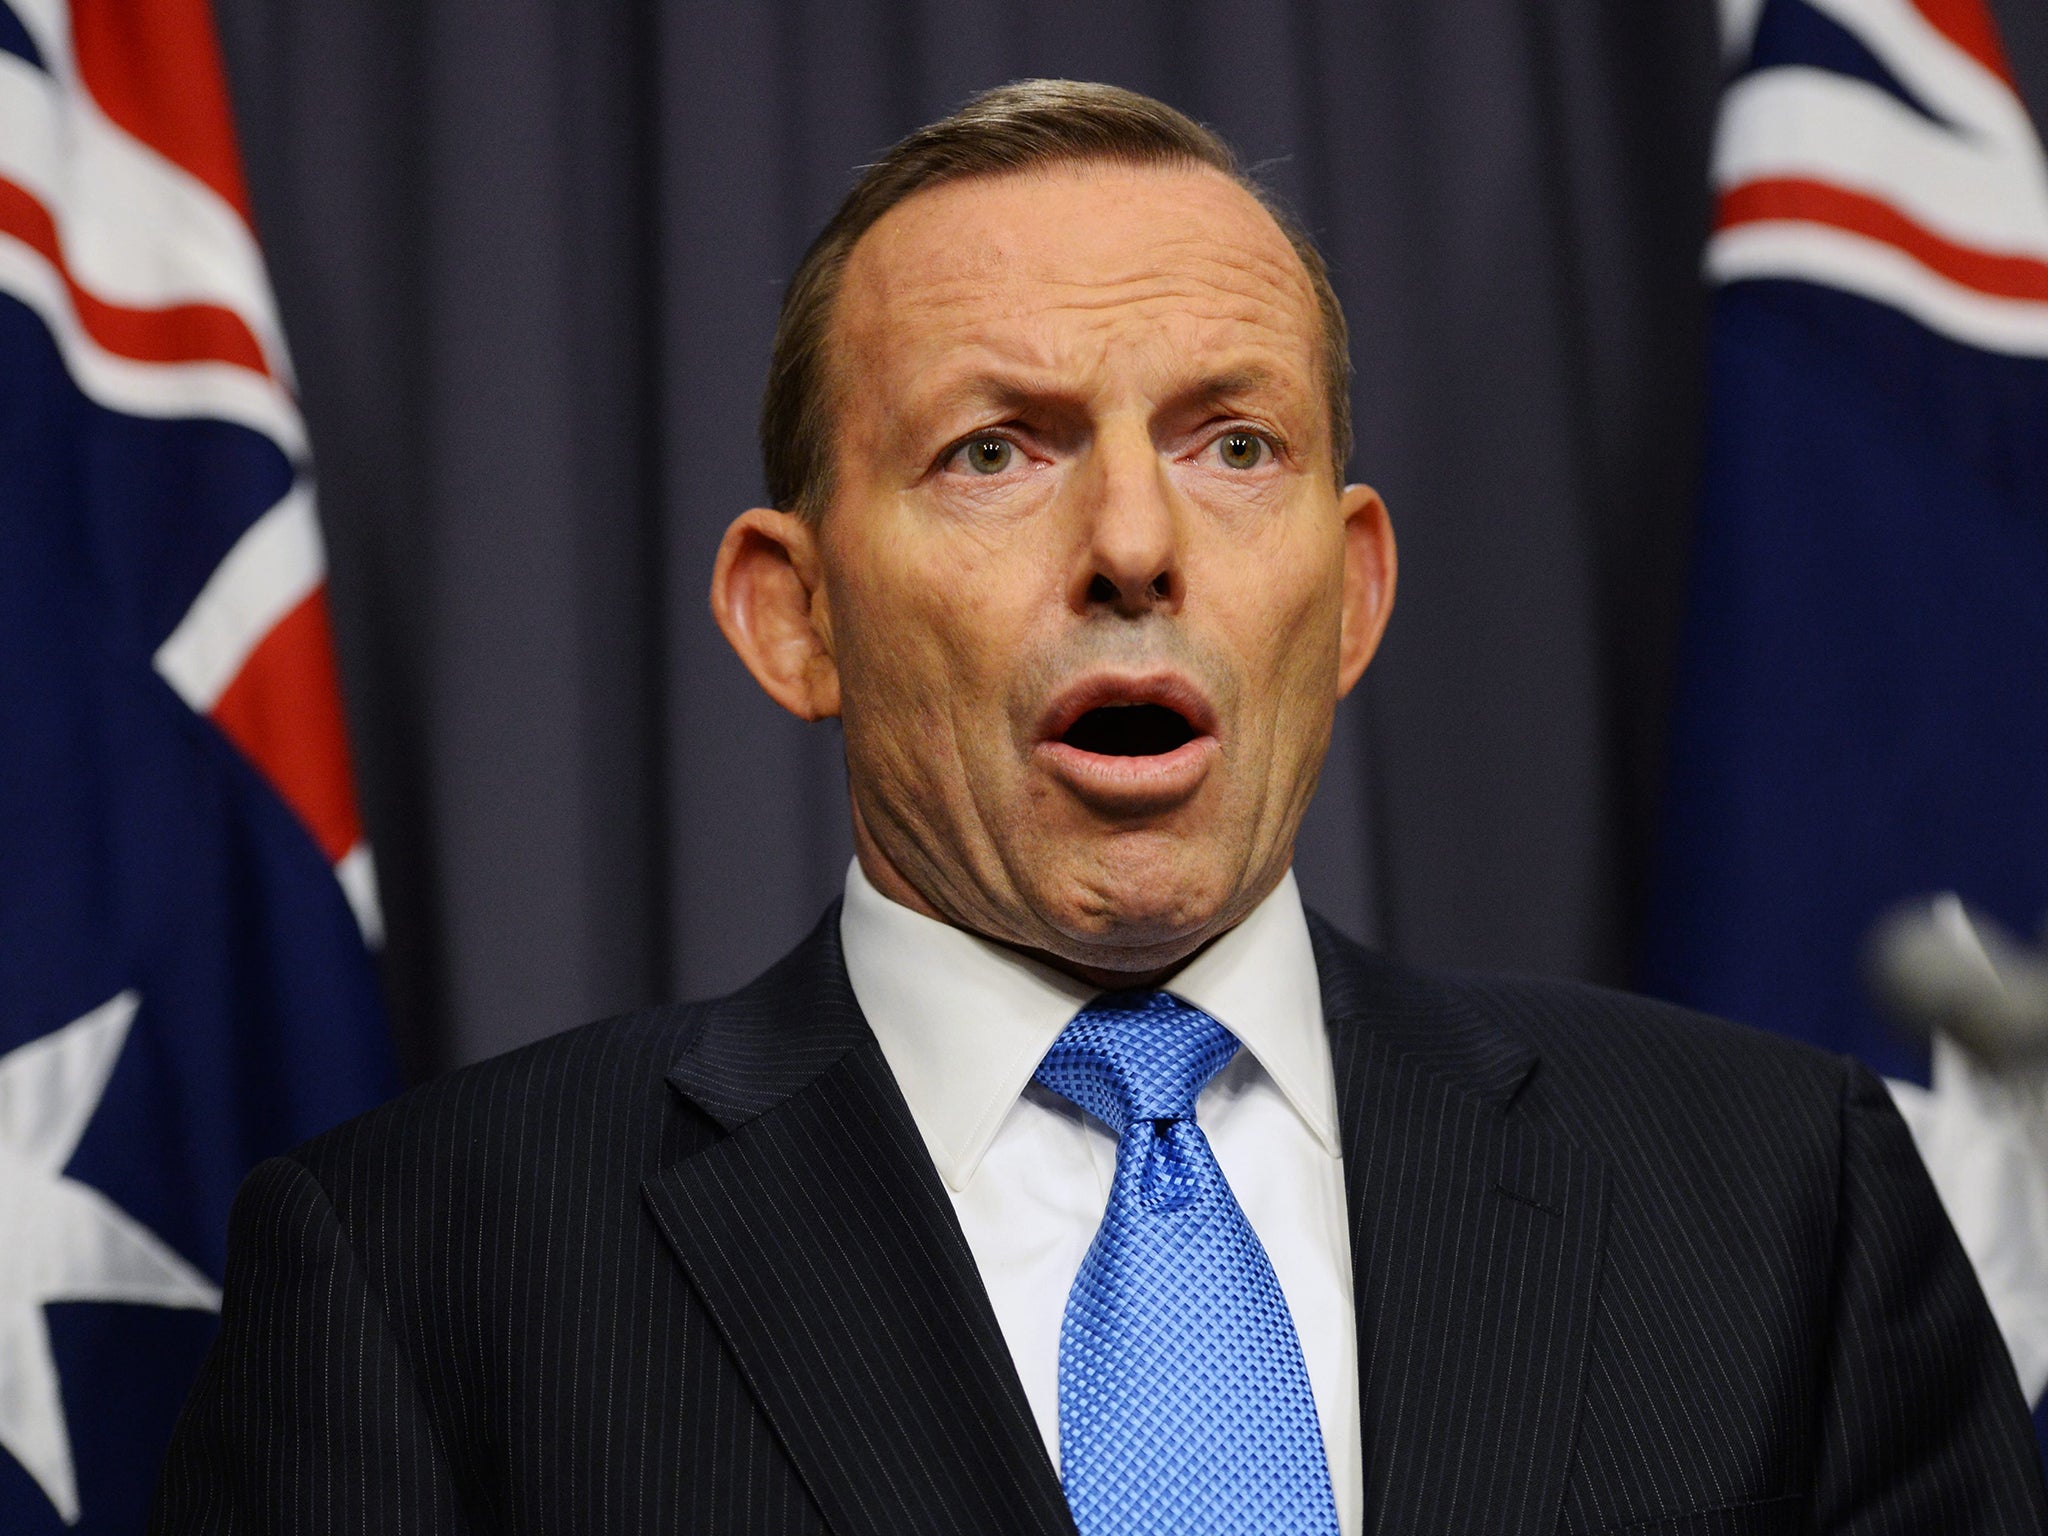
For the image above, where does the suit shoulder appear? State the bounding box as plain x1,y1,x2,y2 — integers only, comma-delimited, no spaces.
285,1001,711,1194
1441,966,1859,1188
1313,915,1847,1093
1447,965,1846,1092
1315,933,1865,1248
1311,920,1854,1162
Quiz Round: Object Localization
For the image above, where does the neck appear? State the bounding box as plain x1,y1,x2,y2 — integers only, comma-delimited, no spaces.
848,816,1259,993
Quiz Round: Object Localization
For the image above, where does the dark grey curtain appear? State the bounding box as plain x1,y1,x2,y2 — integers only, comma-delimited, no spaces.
212,0,1728,1075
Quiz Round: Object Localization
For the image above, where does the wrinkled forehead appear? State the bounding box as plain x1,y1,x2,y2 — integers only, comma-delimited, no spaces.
829,163,1326,431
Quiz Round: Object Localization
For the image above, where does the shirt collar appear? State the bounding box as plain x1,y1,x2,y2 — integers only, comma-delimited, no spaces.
839,860,1337,1192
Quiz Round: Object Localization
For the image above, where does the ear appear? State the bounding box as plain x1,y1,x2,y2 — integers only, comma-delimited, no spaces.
709,507,841,720
1336,483,1396,697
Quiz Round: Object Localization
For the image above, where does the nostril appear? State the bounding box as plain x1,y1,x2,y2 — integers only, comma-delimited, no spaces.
1086,572,1174,606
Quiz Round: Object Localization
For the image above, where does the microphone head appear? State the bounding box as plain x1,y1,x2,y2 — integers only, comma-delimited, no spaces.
1865,894,2048,1067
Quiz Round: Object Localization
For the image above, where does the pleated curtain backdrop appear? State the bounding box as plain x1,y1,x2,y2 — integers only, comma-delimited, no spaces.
213,0,1733,1075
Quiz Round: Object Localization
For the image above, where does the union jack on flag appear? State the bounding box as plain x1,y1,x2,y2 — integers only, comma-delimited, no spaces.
0,0,400,1527
1647,0,2048,1461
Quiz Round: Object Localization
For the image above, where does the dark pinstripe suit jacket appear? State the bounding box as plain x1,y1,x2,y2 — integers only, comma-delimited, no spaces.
154,907,2048,1534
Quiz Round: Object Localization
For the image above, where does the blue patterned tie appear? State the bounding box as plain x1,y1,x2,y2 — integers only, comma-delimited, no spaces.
1033,991,1340,1535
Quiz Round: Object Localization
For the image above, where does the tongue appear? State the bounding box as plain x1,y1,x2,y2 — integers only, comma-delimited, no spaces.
1063,704,1197,757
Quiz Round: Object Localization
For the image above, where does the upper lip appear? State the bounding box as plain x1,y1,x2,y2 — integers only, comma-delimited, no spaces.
1035,670,1220,747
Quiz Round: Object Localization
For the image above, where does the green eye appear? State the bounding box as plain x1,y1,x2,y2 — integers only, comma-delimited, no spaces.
1218,431,1265,470
962,437,1014,474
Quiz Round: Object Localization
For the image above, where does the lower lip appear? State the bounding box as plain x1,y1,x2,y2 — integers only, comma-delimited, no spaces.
1035,734,1219,809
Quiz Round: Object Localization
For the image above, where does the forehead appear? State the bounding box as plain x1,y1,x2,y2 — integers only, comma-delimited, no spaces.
831,162,1323,423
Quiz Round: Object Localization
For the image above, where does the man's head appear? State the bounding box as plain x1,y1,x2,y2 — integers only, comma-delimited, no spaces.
713,80,1396,983
760,81,1354,523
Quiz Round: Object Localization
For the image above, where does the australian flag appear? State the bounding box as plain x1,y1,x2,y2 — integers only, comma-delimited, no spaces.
0,0,400,1527
1644,0,2048,1456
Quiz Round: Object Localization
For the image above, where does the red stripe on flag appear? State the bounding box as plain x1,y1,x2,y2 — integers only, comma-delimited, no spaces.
67,0,253,225
1717,177,2048,303
1906,0,2015,85
0,175,272,375
207,588,364,864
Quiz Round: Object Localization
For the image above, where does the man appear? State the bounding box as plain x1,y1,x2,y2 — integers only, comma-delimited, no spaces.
155,81,2046,1534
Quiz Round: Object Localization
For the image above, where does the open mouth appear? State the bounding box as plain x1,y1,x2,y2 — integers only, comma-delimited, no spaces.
1034,674,1220,805
1060,702,1200,757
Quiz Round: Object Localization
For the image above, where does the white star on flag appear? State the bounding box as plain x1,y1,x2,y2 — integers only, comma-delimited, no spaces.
0,992,221,1525
1890,1037,2048,1410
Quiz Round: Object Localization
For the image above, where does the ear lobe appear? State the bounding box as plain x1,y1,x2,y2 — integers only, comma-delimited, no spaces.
1336,483,1396,697
710,508,841,720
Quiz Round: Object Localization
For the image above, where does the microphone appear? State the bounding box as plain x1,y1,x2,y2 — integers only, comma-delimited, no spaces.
1865,894,2048,1068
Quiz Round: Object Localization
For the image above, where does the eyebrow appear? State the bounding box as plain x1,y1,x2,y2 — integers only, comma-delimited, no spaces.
1168,366,1280,412
918,363,1288,425
926,375,1075,419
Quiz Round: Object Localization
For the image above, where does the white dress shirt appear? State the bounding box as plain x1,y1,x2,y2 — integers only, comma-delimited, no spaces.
840,860,1363,1534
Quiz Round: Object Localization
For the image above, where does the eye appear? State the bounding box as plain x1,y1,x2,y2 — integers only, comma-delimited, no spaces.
1215,430,1268,471
955,436,1015,475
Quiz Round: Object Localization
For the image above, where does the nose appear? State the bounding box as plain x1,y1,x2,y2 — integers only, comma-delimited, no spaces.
1076,422,1180,616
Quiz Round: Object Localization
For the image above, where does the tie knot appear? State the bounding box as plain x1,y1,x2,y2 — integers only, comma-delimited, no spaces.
1033,991,1239,1133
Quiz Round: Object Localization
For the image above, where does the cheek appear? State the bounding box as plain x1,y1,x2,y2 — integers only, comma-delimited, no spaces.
831,517,1039,748
1220,534,1344,689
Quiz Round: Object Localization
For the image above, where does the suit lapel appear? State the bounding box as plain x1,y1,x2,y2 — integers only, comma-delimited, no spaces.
643,911,1075,1536
1313,918,1607,1536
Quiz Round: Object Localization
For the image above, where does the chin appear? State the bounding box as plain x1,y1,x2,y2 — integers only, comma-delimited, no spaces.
1033,840,1245,962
